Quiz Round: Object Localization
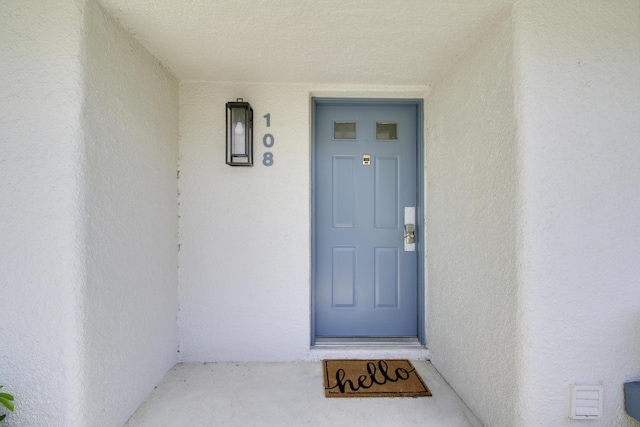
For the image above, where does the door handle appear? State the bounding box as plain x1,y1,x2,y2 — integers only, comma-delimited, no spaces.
404,207,416,252
404,224,415,244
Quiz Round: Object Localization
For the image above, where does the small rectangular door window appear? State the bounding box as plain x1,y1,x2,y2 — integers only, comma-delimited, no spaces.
334,121,357,140
376,122,398,140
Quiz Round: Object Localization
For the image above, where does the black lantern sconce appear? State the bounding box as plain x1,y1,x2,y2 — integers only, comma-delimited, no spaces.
226,98,253,166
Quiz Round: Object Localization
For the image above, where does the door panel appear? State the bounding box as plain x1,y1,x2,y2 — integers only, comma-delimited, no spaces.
375,247,399,308
332,156,356,227
332,247,356,307
314,102,418,337
375,156,399,228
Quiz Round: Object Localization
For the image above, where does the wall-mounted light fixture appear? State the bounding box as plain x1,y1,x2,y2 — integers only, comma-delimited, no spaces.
226,98,253,166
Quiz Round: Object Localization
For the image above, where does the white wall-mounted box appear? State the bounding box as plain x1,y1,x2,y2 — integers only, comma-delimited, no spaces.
568,385,603,420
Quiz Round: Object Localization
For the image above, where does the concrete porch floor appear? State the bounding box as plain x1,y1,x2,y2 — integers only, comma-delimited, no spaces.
125,361,482,426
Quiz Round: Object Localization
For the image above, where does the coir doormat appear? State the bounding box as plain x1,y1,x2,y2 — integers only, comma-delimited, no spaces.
323,359,432,397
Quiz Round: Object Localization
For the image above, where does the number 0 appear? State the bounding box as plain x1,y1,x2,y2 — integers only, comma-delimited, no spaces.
263,134,275,148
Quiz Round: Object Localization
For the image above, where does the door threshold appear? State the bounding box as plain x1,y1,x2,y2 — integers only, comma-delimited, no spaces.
314,337,422,348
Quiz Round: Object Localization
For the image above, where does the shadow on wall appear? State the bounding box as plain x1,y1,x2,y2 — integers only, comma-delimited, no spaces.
624,310,640,422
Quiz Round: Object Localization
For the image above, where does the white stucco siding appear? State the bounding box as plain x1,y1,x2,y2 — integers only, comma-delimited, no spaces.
4,1,639,425
178,83,429,362
178,82,312,362
80,2,179,426
0,1,86,425
425,11,520,427
514,1,640,425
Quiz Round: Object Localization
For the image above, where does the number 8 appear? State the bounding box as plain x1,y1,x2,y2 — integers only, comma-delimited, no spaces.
263,152,274,166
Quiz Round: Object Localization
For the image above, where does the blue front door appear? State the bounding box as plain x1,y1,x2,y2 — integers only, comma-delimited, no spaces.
314,101,418,337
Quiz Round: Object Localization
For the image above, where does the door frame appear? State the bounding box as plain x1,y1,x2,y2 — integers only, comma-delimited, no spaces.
310,97,425,346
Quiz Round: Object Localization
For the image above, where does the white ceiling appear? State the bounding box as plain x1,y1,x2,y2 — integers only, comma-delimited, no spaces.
96,0,513,85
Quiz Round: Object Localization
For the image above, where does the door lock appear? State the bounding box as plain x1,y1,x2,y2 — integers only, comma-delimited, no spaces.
404,224,415,244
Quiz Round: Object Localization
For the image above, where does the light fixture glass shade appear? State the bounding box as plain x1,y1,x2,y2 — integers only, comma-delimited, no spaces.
231,108,246,155
226,99,253,166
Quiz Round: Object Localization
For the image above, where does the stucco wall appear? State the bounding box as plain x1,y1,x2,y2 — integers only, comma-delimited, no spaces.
4,1,639,425
81,2,179,425
425,12,520,427
178,83,429,362
0,1,179,425
0,1,86,425
514,1,640,425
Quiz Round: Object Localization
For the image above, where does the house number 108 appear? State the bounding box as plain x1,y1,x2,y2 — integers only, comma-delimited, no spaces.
263,113,274,167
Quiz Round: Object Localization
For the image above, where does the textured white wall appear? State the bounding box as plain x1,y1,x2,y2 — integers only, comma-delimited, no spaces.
4,1,638,425
81,2,179,426
514,1,640,425
0,1,86,425
178,83,311,362
0,1,179,425
178,83,429,362
425,12,520,427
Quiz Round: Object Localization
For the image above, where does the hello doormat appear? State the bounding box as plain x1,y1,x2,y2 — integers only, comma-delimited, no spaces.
323,359,432,397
